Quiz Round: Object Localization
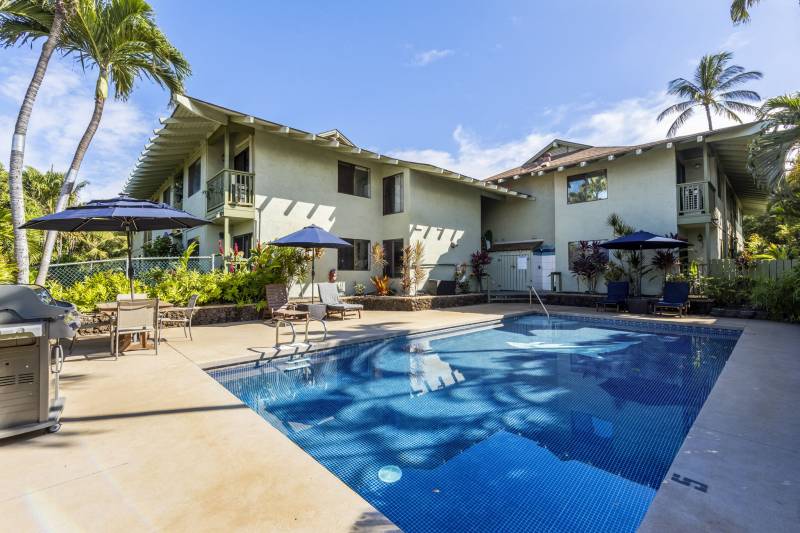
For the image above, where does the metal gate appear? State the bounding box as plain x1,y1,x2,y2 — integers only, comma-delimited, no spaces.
488,252,534,291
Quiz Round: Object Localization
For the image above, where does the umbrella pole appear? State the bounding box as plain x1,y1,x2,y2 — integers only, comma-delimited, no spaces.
127,231,135,298
310,249,315,303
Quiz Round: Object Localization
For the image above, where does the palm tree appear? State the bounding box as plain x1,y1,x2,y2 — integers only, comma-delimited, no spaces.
31,0,190,285
0,0,69,282
749,93,800,190
731,0,762,23
657,51,762,137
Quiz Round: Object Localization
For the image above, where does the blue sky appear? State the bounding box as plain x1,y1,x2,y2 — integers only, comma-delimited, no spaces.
1,0,798,198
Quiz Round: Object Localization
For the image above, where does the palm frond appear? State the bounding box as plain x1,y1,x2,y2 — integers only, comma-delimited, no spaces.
717,70,763,91
667,107,695,138
721,100,760,116
730,0,761,23
656,100,695,122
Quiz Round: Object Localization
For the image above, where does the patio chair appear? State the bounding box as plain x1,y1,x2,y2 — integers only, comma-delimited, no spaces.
111,299,160,358
159,294,199,341
117,293,148,301
653,282,691,317
317,282,363,319
265,283,309,345
595,281,629,312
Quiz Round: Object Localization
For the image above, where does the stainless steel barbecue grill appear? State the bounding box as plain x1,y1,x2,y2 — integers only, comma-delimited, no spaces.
0,284,80,438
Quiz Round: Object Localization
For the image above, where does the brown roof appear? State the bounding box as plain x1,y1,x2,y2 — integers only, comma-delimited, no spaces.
484,123,762,183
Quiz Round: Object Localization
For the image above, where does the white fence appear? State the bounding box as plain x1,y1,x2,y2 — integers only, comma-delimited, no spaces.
46,255,220,287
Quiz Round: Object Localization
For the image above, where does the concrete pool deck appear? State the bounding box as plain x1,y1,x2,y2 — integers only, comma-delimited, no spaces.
1,304,798,532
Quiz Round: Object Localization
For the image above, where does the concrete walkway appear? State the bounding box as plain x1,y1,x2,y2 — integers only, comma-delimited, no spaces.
1,304,798,532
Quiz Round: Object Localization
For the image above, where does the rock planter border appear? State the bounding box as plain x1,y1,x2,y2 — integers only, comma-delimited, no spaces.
342,293,487,311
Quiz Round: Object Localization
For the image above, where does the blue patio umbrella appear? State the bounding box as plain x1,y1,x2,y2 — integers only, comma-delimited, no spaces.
599,231,689,296
269,224,351,303
21,195,210,297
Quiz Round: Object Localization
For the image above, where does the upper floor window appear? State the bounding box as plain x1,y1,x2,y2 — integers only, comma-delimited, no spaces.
162,187,171,205
337,238,370,271
567,170,607,204
383,173,404,215
338,161,370,198
188,159,201,197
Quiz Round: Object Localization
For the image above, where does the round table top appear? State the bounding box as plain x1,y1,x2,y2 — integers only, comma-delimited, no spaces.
97,300,174,313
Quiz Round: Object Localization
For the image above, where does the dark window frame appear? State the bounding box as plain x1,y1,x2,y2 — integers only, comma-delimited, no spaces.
383,238,404,278
383,173,404,215
338,161,370,198
567,169,608,204
337,238,370,271
162,187,171,205
188,159,201,197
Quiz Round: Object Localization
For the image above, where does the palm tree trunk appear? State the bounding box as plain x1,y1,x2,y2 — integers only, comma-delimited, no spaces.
35,70,107,286
704,104,714,131
8,0,66,283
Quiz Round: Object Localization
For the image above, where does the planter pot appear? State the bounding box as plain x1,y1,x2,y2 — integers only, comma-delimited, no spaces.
627,297,651,315
710,307,726,317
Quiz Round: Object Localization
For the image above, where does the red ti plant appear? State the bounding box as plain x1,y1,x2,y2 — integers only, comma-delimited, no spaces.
470,250,492,291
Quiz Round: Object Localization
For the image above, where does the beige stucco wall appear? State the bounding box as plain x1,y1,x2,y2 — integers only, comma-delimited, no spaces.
481,173,555,248
253,133,484,296
553,149,678,294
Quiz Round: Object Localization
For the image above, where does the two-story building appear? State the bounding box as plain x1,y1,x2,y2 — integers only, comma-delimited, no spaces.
125,95,529,296
481,122,768,293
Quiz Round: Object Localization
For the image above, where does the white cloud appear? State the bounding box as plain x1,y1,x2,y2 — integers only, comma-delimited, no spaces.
412,49,454,66
389,91,747,179
0,57,151,200
720,31,750,51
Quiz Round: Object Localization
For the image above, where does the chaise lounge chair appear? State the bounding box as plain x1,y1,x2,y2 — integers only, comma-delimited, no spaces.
653,281,690,317
317,282,363,319
596,281,629,312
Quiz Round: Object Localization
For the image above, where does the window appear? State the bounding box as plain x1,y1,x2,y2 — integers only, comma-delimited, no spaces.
188,159,201,197
338,161,370,197
567,170,607,204
383,239,404,278
162,187,171,205
337,239,370,271
232,233,252,257
383,174,404,215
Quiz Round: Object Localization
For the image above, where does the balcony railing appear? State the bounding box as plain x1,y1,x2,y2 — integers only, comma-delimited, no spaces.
677,181,712,217
207,169,255,213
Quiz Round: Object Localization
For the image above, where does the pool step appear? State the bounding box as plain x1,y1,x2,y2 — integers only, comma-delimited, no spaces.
278,358,312,371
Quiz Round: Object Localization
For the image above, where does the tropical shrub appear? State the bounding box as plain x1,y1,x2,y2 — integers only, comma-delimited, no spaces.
142,235,182,257
750,265,800,322
48,271,148,312
470,250,491,290
569,240,608,293
704,275,754,307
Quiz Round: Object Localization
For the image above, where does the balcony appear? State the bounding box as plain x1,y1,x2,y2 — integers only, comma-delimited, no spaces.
677,181,714,223
206,169,256,220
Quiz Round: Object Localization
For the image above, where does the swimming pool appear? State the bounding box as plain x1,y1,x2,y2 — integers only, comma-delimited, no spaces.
210,314,740,532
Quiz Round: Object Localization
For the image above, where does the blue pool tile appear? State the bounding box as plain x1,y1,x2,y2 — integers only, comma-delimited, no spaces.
210,314,739,532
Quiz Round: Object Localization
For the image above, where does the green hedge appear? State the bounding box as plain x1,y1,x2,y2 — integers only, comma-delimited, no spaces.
48,245,310,312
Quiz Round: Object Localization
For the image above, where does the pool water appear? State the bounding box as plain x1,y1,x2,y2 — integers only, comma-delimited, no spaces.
210,314,740,532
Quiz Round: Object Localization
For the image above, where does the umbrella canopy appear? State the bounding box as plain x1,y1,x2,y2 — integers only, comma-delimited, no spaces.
21,195,210,297
20,196,210,233
269,224,351,302
270,224,352,249
599,231,689,297
599,231,689,251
